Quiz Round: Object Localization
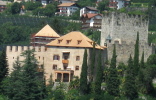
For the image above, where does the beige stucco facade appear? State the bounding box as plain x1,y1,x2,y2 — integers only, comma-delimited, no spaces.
6,46,95,82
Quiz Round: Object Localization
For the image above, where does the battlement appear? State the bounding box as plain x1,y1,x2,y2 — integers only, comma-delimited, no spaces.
101,12,149,46
103,12,149,27
6,46,47,52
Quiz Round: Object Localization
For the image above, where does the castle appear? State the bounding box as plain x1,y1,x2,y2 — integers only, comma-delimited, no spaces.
101,12,154,63
7,12,154,82
6,25,106,82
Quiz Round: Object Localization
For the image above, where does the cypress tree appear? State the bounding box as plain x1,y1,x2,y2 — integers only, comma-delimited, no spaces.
140,51,144,68
94,50,103,95
137,51,146,93
90,41,95,82
0,49,8,91
80,49,88,94
106,45,120,96
124,55,138,100
134,32,139,76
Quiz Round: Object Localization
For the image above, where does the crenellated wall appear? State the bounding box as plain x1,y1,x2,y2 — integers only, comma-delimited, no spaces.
6,46,47,73
101,12,153,63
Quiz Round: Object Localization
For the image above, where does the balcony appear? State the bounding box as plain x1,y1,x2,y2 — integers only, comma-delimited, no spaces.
54,69,74,73
62,60,69,64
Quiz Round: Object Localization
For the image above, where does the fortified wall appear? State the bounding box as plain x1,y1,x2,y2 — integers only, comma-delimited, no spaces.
6,46,47,72
101,12,154,63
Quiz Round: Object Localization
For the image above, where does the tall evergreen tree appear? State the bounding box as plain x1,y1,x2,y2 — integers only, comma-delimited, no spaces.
106,45,120,96
124,55,138,100
21,50,43,100
80,49,88,94
140,51,145,68
134,32,139,76
90,42,95,82
94,50,103,95
0,49,8,90
137,51,146,93
2,57,24,100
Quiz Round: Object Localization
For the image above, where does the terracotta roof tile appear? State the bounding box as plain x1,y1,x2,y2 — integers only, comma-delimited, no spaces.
35,24,60,37
46,31,105,49
82,13,102,18
58,3,75,7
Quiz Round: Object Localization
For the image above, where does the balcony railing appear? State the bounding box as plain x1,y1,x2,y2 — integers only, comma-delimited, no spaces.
54,69,74,73
62,60,69,64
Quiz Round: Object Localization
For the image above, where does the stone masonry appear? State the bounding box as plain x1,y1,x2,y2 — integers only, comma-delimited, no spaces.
101,12,154,63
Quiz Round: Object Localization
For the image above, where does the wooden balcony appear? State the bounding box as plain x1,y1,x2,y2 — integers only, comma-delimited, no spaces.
62,60,69,64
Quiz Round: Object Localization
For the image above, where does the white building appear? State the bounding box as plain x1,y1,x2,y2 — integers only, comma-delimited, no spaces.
58,0,78,3
80,6,99,17
56,3,79,16
109,0,125,9
81,13,102,31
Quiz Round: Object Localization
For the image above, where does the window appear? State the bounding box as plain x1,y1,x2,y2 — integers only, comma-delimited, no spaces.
75,66,79,70
58,40,62,44
77,40,82,44
66,40,71,44
76,56,80,61
53,55,60,60
53,64,57,70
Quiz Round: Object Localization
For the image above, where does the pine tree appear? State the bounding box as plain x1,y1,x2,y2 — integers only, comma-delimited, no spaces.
80,49,88,94
0,49,8,90
2,57,24,100
20,50,43,100
134,32,139,76
94,50,103,95
124,55,138,100
106,45,120,96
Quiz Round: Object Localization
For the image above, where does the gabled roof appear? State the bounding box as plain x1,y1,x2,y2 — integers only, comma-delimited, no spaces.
46,31,104,49
35,24,60,37
58,3,76,7
81,13,102,19
86,6,98,11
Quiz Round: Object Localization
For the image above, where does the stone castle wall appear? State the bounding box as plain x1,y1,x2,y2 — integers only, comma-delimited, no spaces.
101,12,153,63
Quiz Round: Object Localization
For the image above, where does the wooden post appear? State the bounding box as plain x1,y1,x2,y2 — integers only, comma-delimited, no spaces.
61,73,64,82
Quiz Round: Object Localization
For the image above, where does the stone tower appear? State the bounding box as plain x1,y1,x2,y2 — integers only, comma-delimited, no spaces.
101,12,154,63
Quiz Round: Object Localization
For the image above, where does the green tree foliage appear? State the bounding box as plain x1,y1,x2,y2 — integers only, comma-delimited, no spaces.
89,42,95,82
2,57,24,100
123,55,138,100
68,76,80,90
46,74,54,99
143,54,156,94
70,10,80,20
94,50,103,96
80,49,88,94
21,50,44,100
11,2,21,14
97,0,109,12
117,62,126,77
134,32,139,76
136,52,146,93
106,45,120,97
3,50,44,100
43,4,57,17
53,83,65,100
25,1,42,11
0,49,8,91
77,0,96,7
